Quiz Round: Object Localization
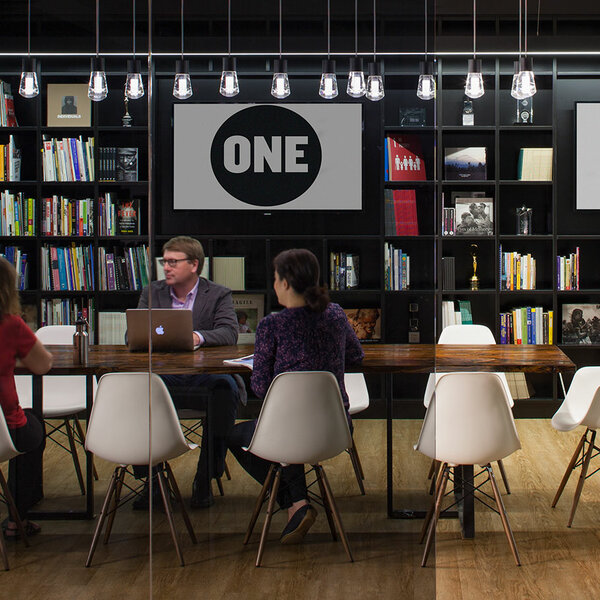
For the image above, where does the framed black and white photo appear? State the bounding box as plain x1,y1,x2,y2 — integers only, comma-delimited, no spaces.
454,198,494,236
562,303,600,344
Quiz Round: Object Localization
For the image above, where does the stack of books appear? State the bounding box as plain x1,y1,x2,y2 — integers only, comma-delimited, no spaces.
557,248,580,290
500,246,537,290
41,244,95,291
0,191,35,236
98,245,150,291
499,306,553,344
41,196,93,236
42,136,94,182
330,252,360,290
384,243,410,291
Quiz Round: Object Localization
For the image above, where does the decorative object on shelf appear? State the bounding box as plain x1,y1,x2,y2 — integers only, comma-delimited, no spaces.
512,0,537,99
47,83,91,127
399,107,426,127
220,0,239,98
455,198,493,236
232,293,265,344
465,0,484,99
122,90,133,127
271,0,290,100
444,147,487,180
516,205,533,235
416,0,435,101
116,147,138,181
470,243,479,290
366,0,384,101
462,97,475,126
343,308,381,342
125,0,144,100
173,0,192,99
408,303,420,343
516,94,533,124
319,0,337,99
19,0,38,99
88,0,107,102
347,0,365,98
561,304,600,345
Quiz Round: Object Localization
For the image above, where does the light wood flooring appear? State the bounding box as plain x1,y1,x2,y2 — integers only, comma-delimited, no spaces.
2,419,600,600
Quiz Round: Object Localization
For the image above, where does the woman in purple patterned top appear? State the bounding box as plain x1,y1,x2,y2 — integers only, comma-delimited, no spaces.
228,248,363,544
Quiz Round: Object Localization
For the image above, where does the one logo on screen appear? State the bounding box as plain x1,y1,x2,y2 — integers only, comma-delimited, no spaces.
155,326,165,336
210,105,322,207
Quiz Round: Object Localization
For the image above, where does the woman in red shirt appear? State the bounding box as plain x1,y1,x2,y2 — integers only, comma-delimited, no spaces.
0,257,53,538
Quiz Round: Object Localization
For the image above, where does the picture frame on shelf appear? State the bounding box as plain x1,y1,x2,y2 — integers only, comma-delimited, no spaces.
454,198,494,236
232,293,265,344
561,304,600,344
46,83,91,127
343,307,381,342
444,147,487,180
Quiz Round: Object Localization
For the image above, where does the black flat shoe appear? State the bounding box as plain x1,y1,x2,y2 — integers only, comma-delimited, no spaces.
190,478,214,509
280,505,317,545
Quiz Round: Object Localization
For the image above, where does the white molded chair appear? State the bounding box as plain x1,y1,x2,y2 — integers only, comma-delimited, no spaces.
415,373,522,567
551,367,600,527
0,407,30,570
15,325,98,495
345,373,370,495
243,371,354,567
84,373,198,567
425,324,514,495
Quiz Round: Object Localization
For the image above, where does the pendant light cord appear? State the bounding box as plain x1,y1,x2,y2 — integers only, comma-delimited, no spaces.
424,0,427,58
133,0,136,59
518,0,522,58
354,0,358,56
180,0,184,60
373,0,376,62
95,0,99,57
279,0,282,58
473,0,476,59
327,0,331,58
228,0,232,56
27,0,31,56
524,0,528,56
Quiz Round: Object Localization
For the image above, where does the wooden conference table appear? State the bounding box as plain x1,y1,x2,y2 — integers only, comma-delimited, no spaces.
17,343,575,535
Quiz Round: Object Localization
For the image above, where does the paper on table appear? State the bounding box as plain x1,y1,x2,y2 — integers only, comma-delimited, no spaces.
223,354,254,370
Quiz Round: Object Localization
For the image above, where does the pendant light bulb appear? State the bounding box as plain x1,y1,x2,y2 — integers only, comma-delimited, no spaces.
173,59,192,100
88,57,108,102
465,58,484,99
271,59,290,99
220,57,239,98
416,61,435,101
515,56,537,99
366,62,384,101
511,61,524,99
19,58,38,98
319,59,338,100
347,57,366,98
125,59,144,99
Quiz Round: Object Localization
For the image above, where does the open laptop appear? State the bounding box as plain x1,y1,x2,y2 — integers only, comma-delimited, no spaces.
126,309,194,352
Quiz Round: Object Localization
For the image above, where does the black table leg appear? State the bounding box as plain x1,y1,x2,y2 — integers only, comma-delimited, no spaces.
456,465,475,539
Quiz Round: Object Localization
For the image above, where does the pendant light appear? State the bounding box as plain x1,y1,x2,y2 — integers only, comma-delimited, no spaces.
319,0,338,99
88,0,108,102
173,0,192,100
366,0,384,101
464,0,484,99
514,0,537,99
271,0,290,99
347,0,365,98
125,0,144,100
416,0,435,101
19,0,38,98
220,0,239,97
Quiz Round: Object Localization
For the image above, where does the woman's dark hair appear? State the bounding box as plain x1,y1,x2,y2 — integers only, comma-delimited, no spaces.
273,249,330,313
0,256,21,320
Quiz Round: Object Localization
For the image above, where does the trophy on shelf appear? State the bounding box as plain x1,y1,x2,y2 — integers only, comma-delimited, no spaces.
122,88,133,127
408,303,420,343
516,205,533,235
470,243,479,291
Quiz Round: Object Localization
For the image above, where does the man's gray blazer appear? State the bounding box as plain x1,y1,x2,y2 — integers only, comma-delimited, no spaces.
137,278,238,347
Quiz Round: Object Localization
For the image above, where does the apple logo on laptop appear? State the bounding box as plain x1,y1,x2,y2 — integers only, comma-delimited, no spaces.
155,325,165,336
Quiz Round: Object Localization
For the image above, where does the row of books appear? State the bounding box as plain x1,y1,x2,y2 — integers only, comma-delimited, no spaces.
1,191,35,236
42,136,95,182
384,242,410,291
557,249,580,291
384,135,426,182
98,194,141,236
41,297,96,339
0,245,29,289
500,247,537,290
41,196,93,237
329,252,359,290
384,189,419,236
98,245,150,291
0,81,17,127
518,147,553,181
41,244,95,291
441,300,474,328
98,147,139,182
500,307,554,345
0,135,21,181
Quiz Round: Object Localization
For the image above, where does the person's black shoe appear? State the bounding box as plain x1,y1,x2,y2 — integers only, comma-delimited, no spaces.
132,478,171,511
190,478,214,509
280,504,317,545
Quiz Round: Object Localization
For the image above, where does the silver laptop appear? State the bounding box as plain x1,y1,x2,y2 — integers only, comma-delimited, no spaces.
126,309,194,352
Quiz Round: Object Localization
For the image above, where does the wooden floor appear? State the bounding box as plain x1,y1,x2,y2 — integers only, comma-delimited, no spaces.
2,419,600,600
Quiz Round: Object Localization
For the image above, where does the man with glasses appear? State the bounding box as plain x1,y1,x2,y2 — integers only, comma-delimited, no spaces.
135,235,241,509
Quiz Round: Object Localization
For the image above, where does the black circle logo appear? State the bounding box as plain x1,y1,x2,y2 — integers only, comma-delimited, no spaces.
210,105,322,206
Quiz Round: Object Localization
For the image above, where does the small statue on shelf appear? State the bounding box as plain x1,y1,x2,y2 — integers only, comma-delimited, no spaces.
470,243,479,291
122,88,133,127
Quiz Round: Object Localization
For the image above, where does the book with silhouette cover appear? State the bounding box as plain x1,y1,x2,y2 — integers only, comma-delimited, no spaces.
386,135,426,181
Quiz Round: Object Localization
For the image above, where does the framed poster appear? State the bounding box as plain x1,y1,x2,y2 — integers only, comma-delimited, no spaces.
47,83,91,127
575,102,600,210
561,303,600,344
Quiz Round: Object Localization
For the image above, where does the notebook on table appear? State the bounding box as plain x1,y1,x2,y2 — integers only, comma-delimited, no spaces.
126,308,194,352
